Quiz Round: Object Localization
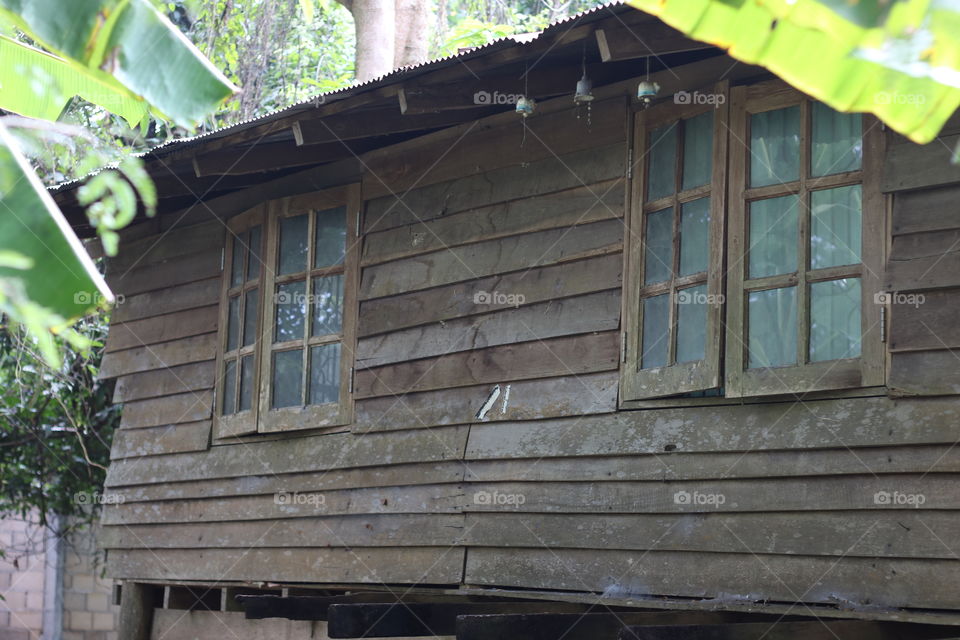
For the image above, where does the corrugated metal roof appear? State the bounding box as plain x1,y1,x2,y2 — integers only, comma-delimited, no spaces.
53,0,631,191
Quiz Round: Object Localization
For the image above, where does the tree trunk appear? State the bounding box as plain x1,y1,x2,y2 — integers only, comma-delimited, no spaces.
349,0,395,82
394,0,432,69
335,0,431,82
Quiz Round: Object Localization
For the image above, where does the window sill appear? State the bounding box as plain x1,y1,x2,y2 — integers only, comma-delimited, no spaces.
619,385,888,411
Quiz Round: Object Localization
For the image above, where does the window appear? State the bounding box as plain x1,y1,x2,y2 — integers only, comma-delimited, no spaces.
622,80,884,403
622,82,728,400
725,82,883,397
215,184,360,437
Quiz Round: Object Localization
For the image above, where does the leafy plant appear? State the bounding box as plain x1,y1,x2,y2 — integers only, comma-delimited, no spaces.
627,0,960,145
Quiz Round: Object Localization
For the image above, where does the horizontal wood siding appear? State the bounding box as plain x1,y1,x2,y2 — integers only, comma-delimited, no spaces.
884,138,960,394
94,96,960,617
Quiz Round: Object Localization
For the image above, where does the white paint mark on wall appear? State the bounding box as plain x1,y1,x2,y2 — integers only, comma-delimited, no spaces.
476,384,501,420
500,384,511,414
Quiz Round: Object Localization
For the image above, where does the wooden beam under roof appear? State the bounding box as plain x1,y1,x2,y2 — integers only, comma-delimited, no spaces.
595,21,712,62
191,139,372,177
291,105,502,146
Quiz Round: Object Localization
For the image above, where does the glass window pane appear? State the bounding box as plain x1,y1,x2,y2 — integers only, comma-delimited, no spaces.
221,360,236,415
239,354,254,412
644,207,673,285
247,225,262,281
272,349,303,408
312,275,344,337
226,295,240,352
750,106,800,187
315,207,347,268
230,231,246,287
309,342,341,405
243,288,259,347
810,278,861,362
676,284,707,363
748,287,797,368
274,280,306,343
812,103,862,177
749,195,799,278
679,198,709,276
647,123,677,201
278,214,309,275
641,294,670,369
811,185,861,269
682,112,713,190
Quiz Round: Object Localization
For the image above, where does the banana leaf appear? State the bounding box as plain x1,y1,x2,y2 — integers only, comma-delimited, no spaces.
628,0,960,144
0,0,237,127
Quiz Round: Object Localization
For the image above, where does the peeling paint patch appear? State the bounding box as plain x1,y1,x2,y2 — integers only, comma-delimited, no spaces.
500,384,511,414
476,385,501,420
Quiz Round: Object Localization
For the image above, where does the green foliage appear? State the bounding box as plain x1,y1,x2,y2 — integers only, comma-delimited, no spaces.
0,0,237,128
0,317,119,528
627,0,960,144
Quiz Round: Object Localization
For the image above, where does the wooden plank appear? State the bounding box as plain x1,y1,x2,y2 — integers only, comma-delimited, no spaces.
356,290,621,368
891,185,960,235
293,106,499,145
362,180,623,265
111,547,465,584
360,219,623,299
595,23,710,62
113,361,215,403
890,228,960,262
111,277,221,323
354,331,619,398
101,483,463,525
326,602,590,638
889,288,960,351
463,547,960,609
363,142,625,234
150,608,321,640
117,582,155,640
354,372,618,432
119,390,213,429
455,612,784,640
107,220,223,275
112,461,463,503
111,421,211,459
105,426,469,487
107,249,221,298
100,333,216,379
101,514,464,549
464,396,960,457
106,305,219,353
464,444,960,482
463,511,960,559
192,139,369,177
463,475,960,513
885,250,960,291
358,253,622,337
618,621,959,640
890,350,960,396
882,134,960,192
362,98,627,201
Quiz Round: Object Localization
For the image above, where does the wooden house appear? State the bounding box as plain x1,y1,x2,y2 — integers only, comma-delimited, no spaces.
55,3,960,638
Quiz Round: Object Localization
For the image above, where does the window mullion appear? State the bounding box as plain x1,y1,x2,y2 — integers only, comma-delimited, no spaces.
797,100,812,367
302,212,316,406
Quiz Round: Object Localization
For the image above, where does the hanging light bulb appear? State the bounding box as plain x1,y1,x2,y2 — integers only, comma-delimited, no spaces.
516,95,536,117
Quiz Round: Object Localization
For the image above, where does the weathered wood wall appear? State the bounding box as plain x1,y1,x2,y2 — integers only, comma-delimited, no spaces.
97,89,960,618
884,110,960,396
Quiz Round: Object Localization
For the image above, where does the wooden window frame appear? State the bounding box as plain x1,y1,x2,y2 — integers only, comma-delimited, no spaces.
215,205,266,438
724,80,885,397
621,82,729,401
213,183,361,438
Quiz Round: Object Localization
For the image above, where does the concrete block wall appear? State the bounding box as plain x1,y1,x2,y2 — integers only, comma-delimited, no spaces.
0,515,117,640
